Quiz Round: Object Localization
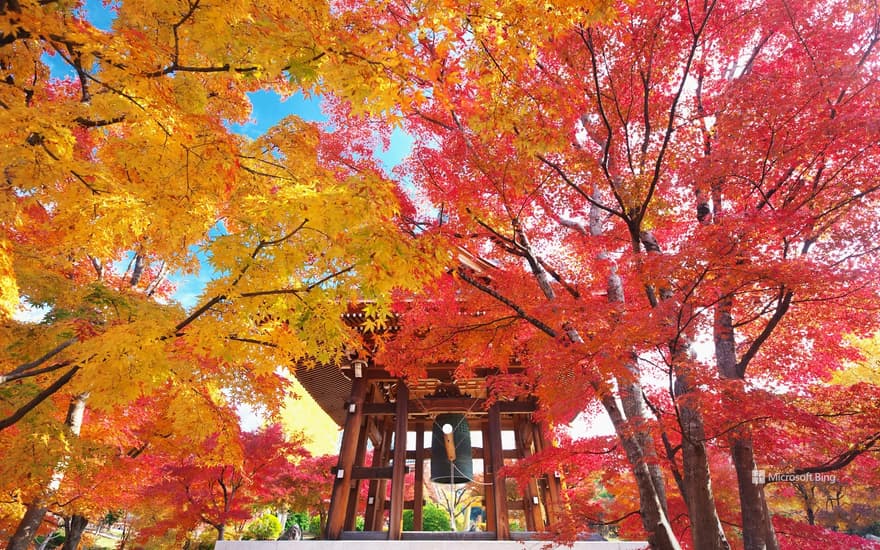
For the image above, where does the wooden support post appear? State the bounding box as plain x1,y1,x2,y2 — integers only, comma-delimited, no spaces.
481,420,496,534
344,415,370,530
514,417,543,531
365,416,392,532
388,382,409,540
414,421,425,531
535,422,562,527
488,404,510,540
325,376,367,540
513,419,534,531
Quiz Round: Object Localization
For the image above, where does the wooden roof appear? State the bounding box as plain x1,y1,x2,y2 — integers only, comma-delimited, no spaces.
295,246,527,427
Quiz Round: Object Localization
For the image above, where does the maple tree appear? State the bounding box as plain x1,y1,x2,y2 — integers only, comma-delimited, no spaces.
275,453,338,537
131,423,305,543
351,0,880,548
1,0,445,545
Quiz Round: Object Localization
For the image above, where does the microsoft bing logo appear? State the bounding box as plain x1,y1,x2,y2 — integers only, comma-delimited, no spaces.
752,469,836,485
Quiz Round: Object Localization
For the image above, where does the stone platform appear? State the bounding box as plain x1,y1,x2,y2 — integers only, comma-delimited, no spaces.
216,539,648,550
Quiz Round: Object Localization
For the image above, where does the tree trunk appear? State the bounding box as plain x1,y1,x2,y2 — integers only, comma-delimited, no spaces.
672,333,729,550
606,260,670,517
216,523,226,541
8,503,50,550
795,483,816,526
576,191,679,549
676,394,730,550
317,510,327,539
7,393,88,550
731,436,779,550
117,521,131,550
62,514,89,550
635,225,729,549
598,391,681,550
716,292,779,550
619,359,668,516
708,171,781,550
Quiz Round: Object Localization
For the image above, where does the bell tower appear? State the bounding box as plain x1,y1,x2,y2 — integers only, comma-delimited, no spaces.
295,344,564,541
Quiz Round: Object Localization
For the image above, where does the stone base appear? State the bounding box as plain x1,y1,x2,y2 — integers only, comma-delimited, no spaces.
216,540,648,550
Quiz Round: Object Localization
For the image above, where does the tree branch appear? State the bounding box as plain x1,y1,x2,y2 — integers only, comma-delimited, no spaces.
0,366,80,432
735,287,793,377
583,509,642,526
238,264,357,299
535,154,623,218
175,222,310,333
455,268,558,338
639,1,717,224
1,361,72,384
780,431,880,478
6,338,77,377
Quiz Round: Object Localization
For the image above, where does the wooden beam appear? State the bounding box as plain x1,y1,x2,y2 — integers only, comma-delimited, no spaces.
345,415,370,530
383,499,424,510
515,418,544,532
388,383,409,540
363,399,536,416
404,447,520,460
365,416,392,531
342,365,526,381
345,466,410,479
507,500,525,511
325,376,367,540
535,422,563,527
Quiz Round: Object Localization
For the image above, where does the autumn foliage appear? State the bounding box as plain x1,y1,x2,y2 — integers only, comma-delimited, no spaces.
2,0,880,548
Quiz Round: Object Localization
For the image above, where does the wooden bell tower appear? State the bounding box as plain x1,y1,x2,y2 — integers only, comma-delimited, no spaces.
295,328,565,541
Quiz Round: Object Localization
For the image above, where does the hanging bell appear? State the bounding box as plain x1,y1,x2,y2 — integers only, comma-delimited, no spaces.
430,413,474,484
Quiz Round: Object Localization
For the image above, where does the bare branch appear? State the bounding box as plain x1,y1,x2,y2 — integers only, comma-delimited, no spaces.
535,154,623,218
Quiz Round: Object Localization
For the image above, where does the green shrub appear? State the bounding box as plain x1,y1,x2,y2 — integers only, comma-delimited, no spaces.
244,514,283,540
287,511,309,531
308,514,322,535
402,502,451,531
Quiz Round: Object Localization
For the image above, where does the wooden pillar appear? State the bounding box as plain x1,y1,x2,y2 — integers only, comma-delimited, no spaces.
481,420,497,533
488,404,510,539
325,376,367,539
535,422,562,527
344,414,371,530
413,421,425,531
513,419,534,531
526,420,546,531
365,417,392,531
388,382,409,539
514,417,543,531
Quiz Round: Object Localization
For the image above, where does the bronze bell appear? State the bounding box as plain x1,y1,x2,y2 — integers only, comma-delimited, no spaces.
430,413,474,484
